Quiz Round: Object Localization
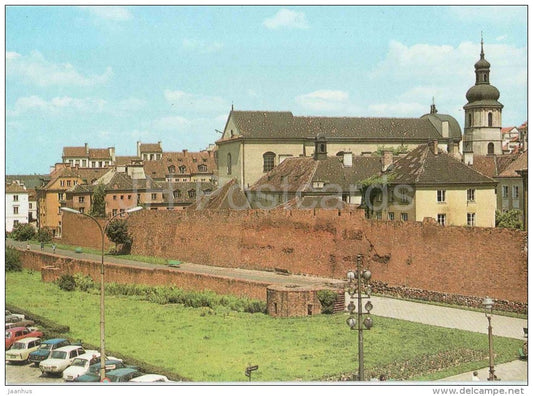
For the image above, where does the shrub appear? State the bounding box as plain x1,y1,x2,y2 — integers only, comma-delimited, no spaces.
496,209,523,230
11,223,36,241
36,228,53,243
57,274,76,291
317,289,339,314
6,247,22,272
73,273,96,292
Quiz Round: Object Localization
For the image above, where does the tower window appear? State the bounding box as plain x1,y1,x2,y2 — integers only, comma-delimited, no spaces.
227,153,232,175
468,114,472,127
488,142,494,155
488,112,493,127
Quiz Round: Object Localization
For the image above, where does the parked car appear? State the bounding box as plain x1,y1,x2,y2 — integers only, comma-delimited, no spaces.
5,327,43,350
28,338,71,365
130,374,171,382
39,345,88,376
6,311,25,321
6,337,41,363
105,368,143,382
5,319,35,330
73,359,129,382
62,351,101,381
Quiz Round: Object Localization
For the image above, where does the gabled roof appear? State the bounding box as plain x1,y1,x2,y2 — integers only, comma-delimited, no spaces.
89,148,112,159
472,154,520,178
143,151,216,180
221,110,459,142
105,172,162,191
160,181,217,205
5,183,27,194
139,143,162,153
115,156,140,166
187,179,250,210
498,151,528,177
5,175,49,189
41,167,108,190
63,146,88,157
387,144,496,186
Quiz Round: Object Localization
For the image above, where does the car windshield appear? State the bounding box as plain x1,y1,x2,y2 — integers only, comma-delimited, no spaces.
50,351,67,359
71,358,87,367
38,343,52,351
11,342,26,350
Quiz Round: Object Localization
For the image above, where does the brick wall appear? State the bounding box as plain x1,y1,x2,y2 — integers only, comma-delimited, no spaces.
60,209,528,304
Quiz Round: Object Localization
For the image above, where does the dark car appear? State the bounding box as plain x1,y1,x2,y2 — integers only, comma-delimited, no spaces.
105,368,143,382
74,360,131,382
28,338,71,365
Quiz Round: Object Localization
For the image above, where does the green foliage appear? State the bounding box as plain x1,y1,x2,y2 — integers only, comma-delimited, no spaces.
374,145,409,156
57,274,76,291
495,209,523,230
36,228,53,243
106,219,132,251
11,223,36,241
73,273,96,292
5,247,22,272
89,183,106,217
317,289,338,314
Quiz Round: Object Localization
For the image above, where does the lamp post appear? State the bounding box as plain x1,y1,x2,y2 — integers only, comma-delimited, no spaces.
346,254,373,381
60,206,142,382
482,296,496,381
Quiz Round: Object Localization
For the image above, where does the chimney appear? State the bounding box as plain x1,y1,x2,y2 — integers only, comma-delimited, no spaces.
381,150,393,172
343,152,353,167
314,134,328,160
183,149,188,155
430,140,439,155
84,143,89,155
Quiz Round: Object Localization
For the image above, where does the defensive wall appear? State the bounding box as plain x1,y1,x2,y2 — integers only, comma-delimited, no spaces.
60,209,528,310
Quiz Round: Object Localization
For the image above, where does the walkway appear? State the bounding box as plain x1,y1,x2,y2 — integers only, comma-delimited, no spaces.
10,240,528,382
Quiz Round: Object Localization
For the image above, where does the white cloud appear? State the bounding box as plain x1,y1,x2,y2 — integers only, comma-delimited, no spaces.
81,6,133,21
7,50,113,87
152,116,192,131
182,39,224,53
263,9,309,30
449,6,525,24
8,95,106,117
163,89,228,113
295,90,350,112
367,102,428,117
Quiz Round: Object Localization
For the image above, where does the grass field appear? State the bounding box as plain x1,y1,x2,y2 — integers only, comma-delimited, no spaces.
6,270,522,382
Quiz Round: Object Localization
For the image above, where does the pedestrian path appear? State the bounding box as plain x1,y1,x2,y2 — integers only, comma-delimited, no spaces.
439,359,527,383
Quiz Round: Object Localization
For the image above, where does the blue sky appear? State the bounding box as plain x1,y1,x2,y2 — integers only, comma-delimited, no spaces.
6,5,527,174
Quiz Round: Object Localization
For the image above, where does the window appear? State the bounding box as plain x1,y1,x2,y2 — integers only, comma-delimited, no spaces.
82,160,87,167
437,214,446,226
188,189,196,199
512,186,520,199
375,211,382,220
91,161,96,168
468,113,472,127
112,209,118,216
79,207,85,214
173,190,181,199
467,189,475,202
113,195,117,200
198,164,207,172
388,212,395,221
151,193,157,200
67,180,71,187
488,112,493,127
128,195,132,200
401,213,408,221
488,142,494,155
79,197,85,203
29,203,32,209
263,152,276,173
120,195,124,200
437,190,446,203
13,195,18,202
179,165,187,174
13,220,19,227
227,153,232,175
120,209,125,214
168,165,176,174
467,213,475,227
58,193,64,201
13,206,19,215
399,188,409,204
502,185,509,199
60,180,65,187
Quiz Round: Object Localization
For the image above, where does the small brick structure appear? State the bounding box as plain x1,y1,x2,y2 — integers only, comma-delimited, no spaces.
266,284,337,317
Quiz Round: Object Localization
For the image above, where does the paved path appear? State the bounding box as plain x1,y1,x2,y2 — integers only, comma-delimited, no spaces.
439,360,527,383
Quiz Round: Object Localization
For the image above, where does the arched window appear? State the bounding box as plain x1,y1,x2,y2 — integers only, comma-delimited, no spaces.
168,165,176,174
488,112,493,127
468,114,472,127
198,164,207,172
263,152,275,173
227,153,232,175
178,165,187,174
488,142,494,155
188,189,196,199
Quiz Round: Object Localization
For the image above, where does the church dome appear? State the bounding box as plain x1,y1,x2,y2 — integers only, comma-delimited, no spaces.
466,83,500,102
475,56,491,70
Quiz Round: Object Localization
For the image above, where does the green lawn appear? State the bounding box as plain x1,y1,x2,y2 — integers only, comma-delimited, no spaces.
6,270,522,382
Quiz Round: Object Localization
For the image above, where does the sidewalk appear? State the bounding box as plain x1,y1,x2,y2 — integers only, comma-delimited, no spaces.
439,359,527,383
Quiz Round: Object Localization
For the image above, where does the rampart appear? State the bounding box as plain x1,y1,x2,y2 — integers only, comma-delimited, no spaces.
60,209,528,305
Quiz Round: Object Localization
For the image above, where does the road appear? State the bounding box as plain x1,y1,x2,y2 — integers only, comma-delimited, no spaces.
6,361,65,385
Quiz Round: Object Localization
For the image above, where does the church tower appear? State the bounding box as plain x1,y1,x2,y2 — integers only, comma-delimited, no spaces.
463,36,503,156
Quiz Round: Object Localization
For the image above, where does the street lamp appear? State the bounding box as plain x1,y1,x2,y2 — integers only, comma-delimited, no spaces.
60,206,142,381
345,254,373,381
482,296,496,381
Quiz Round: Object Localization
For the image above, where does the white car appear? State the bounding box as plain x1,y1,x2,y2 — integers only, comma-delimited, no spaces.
62,351,101,381
130,374,171,382
6,337,41,363
39,345,87,375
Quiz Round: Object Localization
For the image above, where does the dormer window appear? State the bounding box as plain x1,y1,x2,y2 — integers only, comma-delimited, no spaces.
179,165,187,174
312,181,325,189
173,190,181,199
188,189,196,199
198,164,207,172
168,165,176,174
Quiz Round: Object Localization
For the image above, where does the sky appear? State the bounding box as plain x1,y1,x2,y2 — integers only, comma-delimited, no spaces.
5,4,528,175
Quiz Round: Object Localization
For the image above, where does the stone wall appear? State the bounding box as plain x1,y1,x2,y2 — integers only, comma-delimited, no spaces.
60,209,528,305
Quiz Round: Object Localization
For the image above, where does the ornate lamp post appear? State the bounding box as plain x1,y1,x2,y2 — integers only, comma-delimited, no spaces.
60,206,142,381
482,296,496,381
345,254,373,381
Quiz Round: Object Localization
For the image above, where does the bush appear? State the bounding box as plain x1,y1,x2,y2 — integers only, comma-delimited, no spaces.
6,247,22,272
11,223,36,241
36,228,53,243
57,274,76,291
73,273,96,292
496,209,523,230
317,289,339,314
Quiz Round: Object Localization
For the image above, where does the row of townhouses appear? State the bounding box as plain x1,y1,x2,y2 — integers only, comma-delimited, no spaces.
5,41,528,234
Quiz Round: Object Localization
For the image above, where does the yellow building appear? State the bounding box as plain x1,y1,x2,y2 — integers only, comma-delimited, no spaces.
216,107,462,189
369,142,497,227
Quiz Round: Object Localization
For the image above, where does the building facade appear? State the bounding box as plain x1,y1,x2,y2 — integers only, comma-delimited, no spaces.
6,182,30,232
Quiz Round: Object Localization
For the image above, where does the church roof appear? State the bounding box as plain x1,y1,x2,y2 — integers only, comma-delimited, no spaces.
222,111,457,142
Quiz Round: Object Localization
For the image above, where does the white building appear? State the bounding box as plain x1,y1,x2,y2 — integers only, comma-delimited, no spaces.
6,182,30,232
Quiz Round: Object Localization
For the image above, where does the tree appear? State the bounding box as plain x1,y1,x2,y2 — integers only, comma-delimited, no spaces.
36,228,53,243
89,183,106,217
105,219,132,254
5,247,22,271
10,223,36,241
495,209,523,230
